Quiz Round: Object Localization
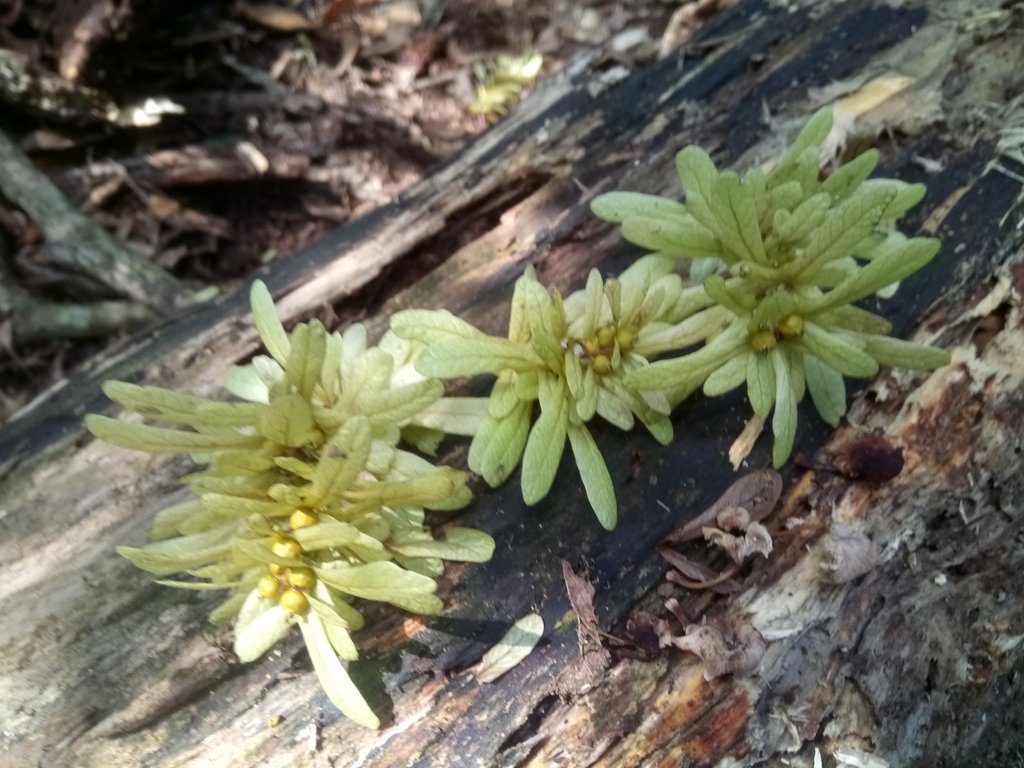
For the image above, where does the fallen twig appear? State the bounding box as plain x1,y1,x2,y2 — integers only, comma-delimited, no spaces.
0,127,187,311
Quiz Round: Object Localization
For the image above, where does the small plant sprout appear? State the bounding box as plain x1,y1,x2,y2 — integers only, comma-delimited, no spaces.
391,257,725,529
86,281,495,728
592,107,950,466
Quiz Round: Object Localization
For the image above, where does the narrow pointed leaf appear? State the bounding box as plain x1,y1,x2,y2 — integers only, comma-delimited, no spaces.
251,281,291,365
567,422,617,529
804,354,846,426
521,376,568,505
476,613,545,684
299,613,380,728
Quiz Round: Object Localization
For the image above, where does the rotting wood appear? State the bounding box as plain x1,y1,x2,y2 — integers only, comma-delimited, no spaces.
1,0,1024,767
54,143,313,205
0,126,187,312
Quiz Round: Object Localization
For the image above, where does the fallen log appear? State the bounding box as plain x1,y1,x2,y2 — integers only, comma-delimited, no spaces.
1,1,1023,766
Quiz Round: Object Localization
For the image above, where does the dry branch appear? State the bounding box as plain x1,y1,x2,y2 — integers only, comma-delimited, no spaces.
0,127,187,311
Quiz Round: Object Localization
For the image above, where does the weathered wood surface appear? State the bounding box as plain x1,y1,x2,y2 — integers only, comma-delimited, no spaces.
2,0,1024,766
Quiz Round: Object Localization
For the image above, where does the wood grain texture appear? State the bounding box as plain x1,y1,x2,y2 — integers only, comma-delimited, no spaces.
2,0,1023,766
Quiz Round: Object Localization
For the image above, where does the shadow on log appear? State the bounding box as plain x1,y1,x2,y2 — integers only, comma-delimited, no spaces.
2,0,1024,766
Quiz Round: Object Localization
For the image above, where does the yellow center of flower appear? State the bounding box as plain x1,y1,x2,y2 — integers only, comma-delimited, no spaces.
592,354,612,375
287,568,316,590
750,330,778,352
272,539,302,559
280,588,309,614
289,509,318,530
778,314,804,338
257,575,280,599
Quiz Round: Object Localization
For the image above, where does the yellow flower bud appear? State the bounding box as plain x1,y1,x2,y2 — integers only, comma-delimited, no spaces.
269,563,283,576
596,326,616,348
287,568,316,590
280,589,308,614
583,336,600,356
616,328,635,351
592,354,612,375
778,314,804,338
289,509,318,530
257,575,280,599
272,539,302,559
750,330,778,352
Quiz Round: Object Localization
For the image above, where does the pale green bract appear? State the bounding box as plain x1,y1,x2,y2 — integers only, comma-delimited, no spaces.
86,280,496,729
593,107,950,466
392,256,726,528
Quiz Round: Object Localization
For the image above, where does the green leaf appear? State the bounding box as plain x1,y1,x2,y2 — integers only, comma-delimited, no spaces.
200,494,292,518
595,386,634,430
707,173,769,265
475,613,544,684
776,107,832,173
315,561,443,614
576,365,599,422
359,379,443,425
771,348,798,468
567,422,617,529
773,192,831,244
582,268,604,337
819,305,892,335
306,594,359,660
823,149,879,199
590,191,688,223
749,291,801,330
224,365,270,403
468,401,532,486
389,309,486,344
251,280,291,366
285,321,327,399
810,236,940,312
797,322,879,378
865,179,926,220
619,215,721,258
116,523,237,575
627,320,748,392
859,335,950,370
389,527,496,562
235,603,293,662
346,469,466,509
86,414,260,453
411,396,488,435
416,337,539,378
299,613,380,728
294,520,384,553
804,354,846,426
746,349,776,418
675,145,720,231
635,304,731,358
704,275,753,317
521,375,569,505
790,186,895,280
314,581,365,630
703,352,749,397
101,381,212,425
148,500,205,540
154,578,241,590
259,393,313,447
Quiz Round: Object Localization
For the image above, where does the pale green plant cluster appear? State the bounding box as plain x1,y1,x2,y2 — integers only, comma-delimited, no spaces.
593,108,949,465
392,259,723,529
86,282,494,728
88,108,949,729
